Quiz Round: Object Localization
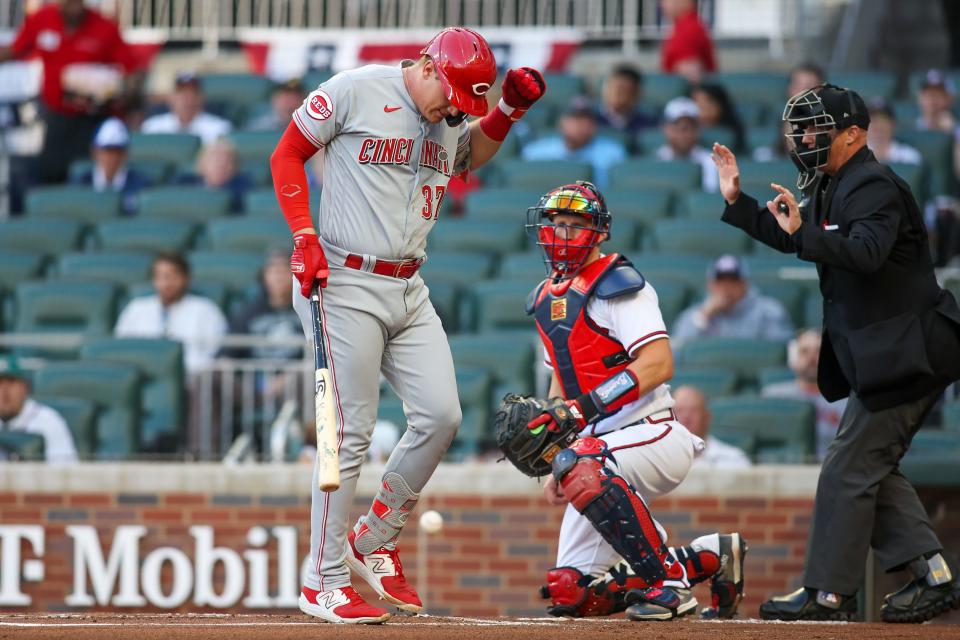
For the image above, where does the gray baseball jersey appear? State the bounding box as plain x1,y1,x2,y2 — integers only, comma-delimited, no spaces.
292,63,471,259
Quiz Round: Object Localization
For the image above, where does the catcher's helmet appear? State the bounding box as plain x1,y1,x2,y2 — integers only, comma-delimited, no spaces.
421,27,496,124
782,83,869,188
526,181,611,280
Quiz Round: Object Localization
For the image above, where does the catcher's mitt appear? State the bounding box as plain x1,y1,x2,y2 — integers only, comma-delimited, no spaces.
494,393,580,477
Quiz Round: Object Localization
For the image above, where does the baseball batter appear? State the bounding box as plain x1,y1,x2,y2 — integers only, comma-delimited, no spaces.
269,27,545,624
523,182,748,620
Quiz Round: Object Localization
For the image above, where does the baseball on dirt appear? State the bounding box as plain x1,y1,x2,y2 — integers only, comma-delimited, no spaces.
419,509,444,534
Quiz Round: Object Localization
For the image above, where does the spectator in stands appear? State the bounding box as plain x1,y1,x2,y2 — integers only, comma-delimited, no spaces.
178,138,254,212
659,0,717,83
0,357,78,464
655,97,718,191
867,100,922,165
0,0,141,184
673,385,751,468
115,252,227,376
597,65,658,141
786,62,825,100
141,73,232,145
762,329,848,461
71,117,151,215
229,249,302,360
690,83,746,152
672,254,794,347
245,79,306,132
521,96,627,189
914,69,960,181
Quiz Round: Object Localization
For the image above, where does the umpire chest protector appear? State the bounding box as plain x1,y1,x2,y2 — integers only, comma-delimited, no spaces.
527,254,646,401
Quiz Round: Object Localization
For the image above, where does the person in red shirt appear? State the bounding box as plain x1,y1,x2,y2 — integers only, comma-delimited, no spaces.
660,0,717,83
0,0,140,184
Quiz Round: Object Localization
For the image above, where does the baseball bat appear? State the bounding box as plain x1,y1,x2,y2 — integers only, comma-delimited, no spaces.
309,285,340,491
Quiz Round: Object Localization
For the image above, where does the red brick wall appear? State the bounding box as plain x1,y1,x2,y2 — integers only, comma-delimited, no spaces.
0,490,817,616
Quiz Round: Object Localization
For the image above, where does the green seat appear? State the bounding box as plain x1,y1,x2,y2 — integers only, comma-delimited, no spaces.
635,252,711,290
420,251,496,285
33,395,97,460
207,217,291,252
888,161,927,204
0,251,45,291
942,403,960,432
188,250,264,294
139,187,232,222
464,188,543,221
643,74,690,110
907,430,960,454
303,69,334,90
428,219,525,255
26,186,120,223
466,280,535,333
678,338,786,387
746,126,783,155
675,191,727,219
449,332,536,394
69,158,170,184
647,219,752,256
669,367,737,397
230,130,281,164
448,407,484,461
830,71,896,100
609,160,701,191
56,252,153,287
426,280,460,333
897,130,954,195
0,217,84,253
711,72,786,111
34,361,141,459
710,395,815,461
758,366,796,389
540,73,586,106
96,218,197,253
130,132,201,166
604,189,673,247
636,129,667,156
737,160,798,195
499,252,549,281
649,279,688,328
0,432,45,461
201,73,274,125
81,338,185,454
805,292,823,329
751,276,807,329
701,126,737,150
15,281,117,334
736,102,770,127
243,188,321,217
497,159,594,190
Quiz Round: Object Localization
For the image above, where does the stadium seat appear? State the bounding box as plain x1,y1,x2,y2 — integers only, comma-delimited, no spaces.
428,219,526,255
751,276,808,329
33,395,97,460
942,403,960,432
130,132,201,166
0,217,84,254
604,188,673,223
745,126,783,155
230,130,281,163
68,157,171,185
239,158,273,187
33,361,142,459
643,74,690,110
15,281,118,334
757,366,796,389
56,252,154,287
0,432,44,461
609,160,701,191
677,338,786,387
830,71,896,100
647,219,752,256
498,252,548,281
243,188,321,217
634,252,711,290
888,161,927,204
710,395,816,462
711,72,786,111
735,102,770,127
540,73,586,107
464,280,535,333
420,251,496,285
897,130,954,195
303,69,334,90
669,367,737,397
139,187,232,222
737,160,798,195
464,188,543,221
426,280,460,333
674,191,727,219
701,126,737,150
496,159,594,191
25,186,121,223
201,73,274,125
81,338,185,454
636,129,667,155
96,218,197,253
447,407,484,461
207,217,291,252
649,279,689,328
907,430,960,454
804,292,823,328
449,332,536,394
0,251,45,291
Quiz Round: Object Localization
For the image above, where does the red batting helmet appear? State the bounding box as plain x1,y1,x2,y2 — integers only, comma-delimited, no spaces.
421,27,497,118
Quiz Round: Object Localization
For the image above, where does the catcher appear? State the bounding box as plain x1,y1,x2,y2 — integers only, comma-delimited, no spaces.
495,182,747,620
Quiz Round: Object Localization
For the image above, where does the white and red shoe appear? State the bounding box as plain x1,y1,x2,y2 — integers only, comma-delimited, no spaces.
298,585,391,624
345,527,423,613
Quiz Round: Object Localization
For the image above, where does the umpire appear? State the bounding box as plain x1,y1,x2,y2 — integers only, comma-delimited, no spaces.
712,83,960,623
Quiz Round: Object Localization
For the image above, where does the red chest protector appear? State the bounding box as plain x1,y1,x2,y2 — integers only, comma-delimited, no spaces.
526,254,646,403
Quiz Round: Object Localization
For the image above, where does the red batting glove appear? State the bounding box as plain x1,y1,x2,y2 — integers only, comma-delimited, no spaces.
290,233,329,297
526,399,588,433
500,67,546,121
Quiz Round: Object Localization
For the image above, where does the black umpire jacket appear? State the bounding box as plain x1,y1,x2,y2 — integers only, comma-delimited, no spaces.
722,146,960,411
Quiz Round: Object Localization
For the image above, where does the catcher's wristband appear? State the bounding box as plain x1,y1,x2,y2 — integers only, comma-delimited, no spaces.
479,98,516,142
575,369,640,423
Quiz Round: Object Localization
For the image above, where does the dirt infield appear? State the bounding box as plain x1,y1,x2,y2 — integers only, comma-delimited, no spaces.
2,614,959,640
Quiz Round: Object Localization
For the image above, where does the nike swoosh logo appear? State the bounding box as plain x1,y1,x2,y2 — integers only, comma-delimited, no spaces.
383,105,402,113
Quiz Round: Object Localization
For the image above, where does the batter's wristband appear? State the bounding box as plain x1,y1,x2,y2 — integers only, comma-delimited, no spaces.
577,369,640,420
479,98,514,142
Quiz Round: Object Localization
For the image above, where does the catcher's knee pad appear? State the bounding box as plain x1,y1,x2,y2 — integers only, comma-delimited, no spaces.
540,567,622,617
552,438,669,585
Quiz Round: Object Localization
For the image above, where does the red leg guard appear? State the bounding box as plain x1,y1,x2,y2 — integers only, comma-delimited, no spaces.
540,567,621,617
671,545,721,585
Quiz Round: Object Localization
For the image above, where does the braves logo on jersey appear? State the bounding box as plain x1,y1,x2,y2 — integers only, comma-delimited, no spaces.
307,90,333,121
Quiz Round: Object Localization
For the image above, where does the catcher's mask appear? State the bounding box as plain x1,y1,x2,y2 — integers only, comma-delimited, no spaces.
526,181,611,280
782,83,869,189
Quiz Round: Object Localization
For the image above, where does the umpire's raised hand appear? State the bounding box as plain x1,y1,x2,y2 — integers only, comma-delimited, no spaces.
711,142,741,205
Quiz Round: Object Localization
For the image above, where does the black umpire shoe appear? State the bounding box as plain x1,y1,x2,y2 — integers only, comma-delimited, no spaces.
759,587,857,621
881,572,960,623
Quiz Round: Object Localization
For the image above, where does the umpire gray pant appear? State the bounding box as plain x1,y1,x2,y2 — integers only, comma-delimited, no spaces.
804,387,945,595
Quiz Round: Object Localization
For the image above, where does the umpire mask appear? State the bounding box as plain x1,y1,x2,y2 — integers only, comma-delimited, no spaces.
782,84,869,189
526,181,611,280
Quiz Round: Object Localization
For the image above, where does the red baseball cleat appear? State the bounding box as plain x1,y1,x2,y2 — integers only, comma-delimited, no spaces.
298,585,391,624
346,527,424,613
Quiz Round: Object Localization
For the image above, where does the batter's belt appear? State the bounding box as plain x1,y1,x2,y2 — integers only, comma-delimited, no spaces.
320,238,424,280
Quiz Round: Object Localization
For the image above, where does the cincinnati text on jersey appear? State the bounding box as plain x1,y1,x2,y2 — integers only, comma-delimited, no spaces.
356,138,451,176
